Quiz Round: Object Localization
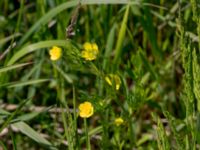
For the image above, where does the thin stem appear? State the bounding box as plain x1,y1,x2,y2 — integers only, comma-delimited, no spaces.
84,118,91,150
73,85,79,149
73,85,77,130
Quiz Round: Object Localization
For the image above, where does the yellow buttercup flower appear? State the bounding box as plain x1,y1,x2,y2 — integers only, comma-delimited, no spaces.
105,74,121,90
81,42,99,61
49,46,62,61
114,117,124,126
79,101,94,118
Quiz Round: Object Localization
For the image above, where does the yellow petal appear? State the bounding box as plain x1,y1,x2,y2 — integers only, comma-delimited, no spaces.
113,75,121,90
49,46,62,61
91,43,98,51
105,76,112,86
115,117,124,126
79,101,94,118
82,42,99,61
83,42,92,51
105,74,121,90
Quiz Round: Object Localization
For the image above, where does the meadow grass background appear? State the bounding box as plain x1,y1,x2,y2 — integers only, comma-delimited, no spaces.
0,0,200,149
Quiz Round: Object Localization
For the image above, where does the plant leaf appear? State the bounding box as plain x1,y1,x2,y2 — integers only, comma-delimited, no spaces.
12,121,56,149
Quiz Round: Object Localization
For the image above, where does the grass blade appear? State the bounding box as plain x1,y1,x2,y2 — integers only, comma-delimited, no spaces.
0,79,50,88
113,5,130,66
139,6,163,59
52,63,73,84
0,98,30,133
0,141,8,150
18,1,79,45
103,23,117,70
18,0,158,46
152,113,170,150
139,50,158,80
11,121,55,149
0,62,31,74
7,40,72,65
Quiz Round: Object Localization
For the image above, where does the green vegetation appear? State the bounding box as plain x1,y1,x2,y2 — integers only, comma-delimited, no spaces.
0,0,200,149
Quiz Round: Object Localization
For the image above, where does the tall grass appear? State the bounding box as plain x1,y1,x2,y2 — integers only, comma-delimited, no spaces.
0,0,200,149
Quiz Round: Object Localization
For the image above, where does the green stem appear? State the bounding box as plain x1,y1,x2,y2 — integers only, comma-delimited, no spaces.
73,85,79,149
129,117,135,147
16,0,25,33
73,85,77,129
84,118,91,150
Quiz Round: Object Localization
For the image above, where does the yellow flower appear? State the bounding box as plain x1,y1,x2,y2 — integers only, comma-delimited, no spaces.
105,74,121,90
79,101,94,118
114,117,124,126
49,46,62,61
81,42,99,61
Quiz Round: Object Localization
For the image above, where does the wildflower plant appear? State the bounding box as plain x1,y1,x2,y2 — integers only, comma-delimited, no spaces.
105,74,121,90
1,1,200,150
49,46,62,61
81,42,99,61
115,117,124,126
78,101,94,118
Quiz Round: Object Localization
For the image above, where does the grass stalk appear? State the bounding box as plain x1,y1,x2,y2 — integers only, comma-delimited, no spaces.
84,118,91,150
0,98,30,133
113,5,130,67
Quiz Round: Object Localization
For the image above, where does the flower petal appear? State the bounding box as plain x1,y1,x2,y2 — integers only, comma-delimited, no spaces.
79,101,94,118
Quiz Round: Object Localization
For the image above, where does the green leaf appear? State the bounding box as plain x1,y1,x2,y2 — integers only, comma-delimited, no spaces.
52,63,73,84
18,1,79,45
139,6,163,59
0,99,30,133
136,133,152,146
80,126,103,142
0,33,21,45
0,62,31,74
113,5,130,65
11,106,53,123
7,40,71,65
152,113,170,150
0,79,50,88
18,0,147,46
139,50,158,80
0,141,8,150
163,111,185,149
12,121,55,149
192,49,200,111
0,108,10,115
103,23,117,70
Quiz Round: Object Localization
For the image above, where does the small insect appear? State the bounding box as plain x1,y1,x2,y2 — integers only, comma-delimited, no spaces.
66,2,81,38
